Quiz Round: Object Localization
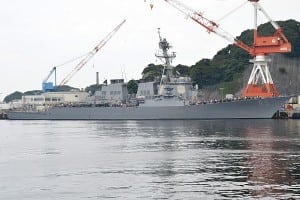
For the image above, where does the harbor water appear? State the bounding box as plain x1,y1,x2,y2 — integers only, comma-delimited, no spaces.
0,119,300,199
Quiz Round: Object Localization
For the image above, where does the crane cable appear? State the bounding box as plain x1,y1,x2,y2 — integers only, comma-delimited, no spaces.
43,49,90,84
55,53,89,68
216,0,248,23
59,19,126,86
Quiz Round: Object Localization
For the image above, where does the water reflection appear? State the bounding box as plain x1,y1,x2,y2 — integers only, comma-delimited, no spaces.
1,120,299,199
124,120,300,199
244,122,299,198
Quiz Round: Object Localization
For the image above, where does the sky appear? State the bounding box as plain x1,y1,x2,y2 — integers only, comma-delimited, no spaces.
0,0,299,100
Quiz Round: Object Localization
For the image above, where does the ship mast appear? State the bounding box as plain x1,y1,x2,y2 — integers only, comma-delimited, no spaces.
155,28,176,83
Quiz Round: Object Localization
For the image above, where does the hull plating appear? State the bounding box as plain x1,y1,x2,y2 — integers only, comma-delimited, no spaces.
7,97,288,120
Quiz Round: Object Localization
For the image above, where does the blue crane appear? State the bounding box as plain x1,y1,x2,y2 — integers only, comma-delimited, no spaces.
42,19,126,92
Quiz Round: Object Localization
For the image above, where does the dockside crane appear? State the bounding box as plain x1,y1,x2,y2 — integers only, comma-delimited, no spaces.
147,0,291,97
42,53,88,92
57,19,126,87
42,66,57,92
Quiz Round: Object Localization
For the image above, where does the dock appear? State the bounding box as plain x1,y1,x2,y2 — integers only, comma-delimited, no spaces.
0,112,7,120
274,96,300,119
275,109,300,119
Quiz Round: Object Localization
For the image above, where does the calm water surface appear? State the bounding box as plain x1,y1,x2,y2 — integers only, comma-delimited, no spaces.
0,119,300,199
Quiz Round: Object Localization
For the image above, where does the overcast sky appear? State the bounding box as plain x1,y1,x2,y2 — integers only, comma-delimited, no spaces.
0,0,299,100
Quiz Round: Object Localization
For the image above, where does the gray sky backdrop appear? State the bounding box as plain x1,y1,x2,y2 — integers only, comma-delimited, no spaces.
0,0,299,100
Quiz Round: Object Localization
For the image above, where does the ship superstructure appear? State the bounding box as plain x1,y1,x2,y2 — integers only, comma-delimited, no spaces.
87,79,128,105
137,28,198,107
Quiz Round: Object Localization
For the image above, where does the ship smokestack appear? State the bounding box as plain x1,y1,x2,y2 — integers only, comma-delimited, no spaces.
96,72,99,85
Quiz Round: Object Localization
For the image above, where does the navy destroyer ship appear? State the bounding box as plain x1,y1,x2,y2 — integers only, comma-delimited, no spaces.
7,29,288,120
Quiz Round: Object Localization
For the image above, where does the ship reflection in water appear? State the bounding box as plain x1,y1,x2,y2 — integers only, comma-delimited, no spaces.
245,121,299,198
0,120,299,199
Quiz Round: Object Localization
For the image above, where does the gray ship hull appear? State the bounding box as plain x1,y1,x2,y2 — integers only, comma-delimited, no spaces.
7,97,288,120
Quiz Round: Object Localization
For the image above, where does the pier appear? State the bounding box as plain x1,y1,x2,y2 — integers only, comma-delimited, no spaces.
274,96,300,119
0,112,7,120
275,109,300,119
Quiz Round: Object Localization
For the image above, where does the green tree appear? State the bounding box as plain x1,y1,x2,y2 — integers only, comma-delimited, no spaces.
3,91,23,103
24,90,43,96
55,85,79,92
85,84,102,95
142,63,163,81
174,64,190,76
127,79,139,94
190,59,222,88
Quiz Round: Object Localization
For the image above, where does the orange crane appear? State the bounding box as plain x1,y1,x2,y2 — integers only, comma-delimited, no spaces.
58,19,126,87
150,0,291,97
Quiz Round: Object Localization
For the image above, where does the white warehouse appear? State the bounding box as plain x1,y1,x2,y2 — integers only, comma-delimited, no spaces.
21,91,89,105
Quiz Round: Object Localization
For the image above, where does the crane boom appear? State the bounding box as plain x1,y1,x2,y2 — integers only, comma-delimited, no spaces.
163,0,254,54
42,66,57,92
42,52,93,92
59,19,126,86
151,0,291,97
43,67,56,84
162,0,291,55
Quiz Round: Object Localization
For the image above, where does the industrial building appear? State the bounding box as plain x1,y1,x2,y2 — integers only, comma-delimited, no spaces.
21,91,89,106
